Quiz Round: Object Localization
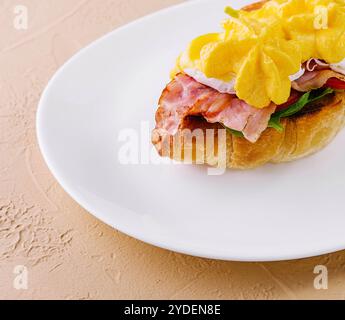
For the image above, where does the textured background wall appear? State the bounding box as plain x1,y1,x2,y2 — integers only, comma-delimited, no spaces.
1,0,345,300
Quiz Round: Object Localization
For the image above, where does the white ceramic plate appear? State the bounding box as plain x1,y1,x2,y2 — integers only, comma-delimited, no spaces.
37,0,345,262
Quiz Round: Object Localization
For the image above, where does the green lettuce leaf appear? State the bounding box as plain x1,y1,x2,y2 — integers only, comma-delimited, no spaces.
268,88,334,132
221,124,244,137
220,87,334,137
224,6,239,18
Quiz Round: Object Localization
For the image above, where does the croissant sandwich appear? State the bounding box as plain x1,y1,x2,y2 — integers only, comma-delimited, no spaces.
152,0,345,169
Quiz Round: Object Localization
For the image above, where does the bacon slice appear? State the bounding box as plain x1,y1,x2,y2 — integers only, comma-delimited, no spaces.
304,58,345,76
155,74,276,143
292,69,345,92
305,58,330,72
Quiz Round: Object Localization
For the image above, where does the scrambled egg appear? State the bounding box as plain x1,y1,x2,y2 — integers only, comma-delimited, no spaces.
173,0,345,108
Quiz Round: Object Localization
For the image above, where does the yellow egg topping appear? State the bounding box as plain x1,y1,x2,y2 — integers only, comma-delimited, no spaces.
173,0,345,108
263,0,345,62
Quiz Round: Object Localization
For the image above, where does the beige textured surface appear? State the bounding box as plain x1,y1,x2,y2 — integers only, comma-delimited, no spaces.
1,0,345,300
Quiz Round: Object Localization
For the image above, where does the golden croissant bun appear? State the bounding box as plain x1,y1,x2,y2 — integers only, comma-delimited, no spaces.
152,91,345,169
